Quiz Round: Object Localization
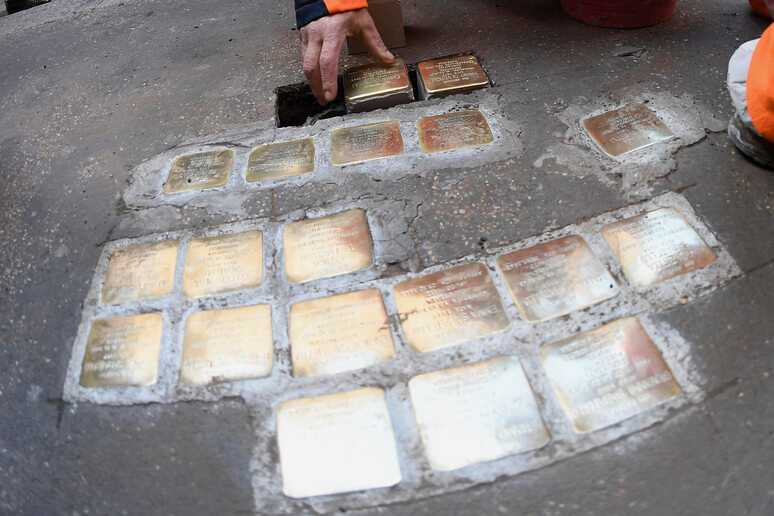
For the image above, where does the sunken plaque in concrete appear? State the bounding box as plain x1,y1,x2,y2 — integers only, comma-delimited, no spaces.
417,110,494,154
330,121,404,166
164,149,234,193
182,230,263,298
180,305,273,386
277,387,402,498
497,235,619,322
582,103,674,158
409,356,549,471
416,54,490,100
289,289,394,378
394,262,510,353
246,139,315,183
344,58,414,113
80,313,163,388
283,209,372,284
541,317,681,433
602,208,716,288
101,240,178,305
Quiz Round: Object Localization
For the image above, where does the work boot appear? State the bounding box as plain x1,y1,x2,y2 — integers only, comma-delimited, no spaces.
728,113,774,169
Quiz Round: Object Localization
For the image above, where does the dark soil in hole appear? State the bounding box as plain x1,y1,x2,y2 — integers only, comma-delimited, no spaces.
275,79,346,128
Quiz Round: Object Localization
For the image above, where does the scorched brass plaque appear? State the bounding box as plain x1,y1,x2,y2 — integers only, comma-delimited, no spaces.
283,209,372,284
164,149,234,193
180,304,273,386
182,230,263,298
602,208,717,288
582,103,674,158
101,240,178,305
393,262,510,353
418,110,494,154
409,356,549,471
277,387,402,498
416,54,490,97
289,289,394,378
80,312,163,388
246,139,315,183
497,235,619,322
330,121,404,166
541,317,681,433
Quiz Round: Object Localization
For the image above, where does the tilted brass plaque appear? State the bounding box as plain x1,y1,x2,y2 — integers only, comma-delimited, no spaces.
164,149,234,193
541,317,681,433
416,54,490,98
582,103,674,158
289,289,394,378
418,110,494,154
394,262,510,353
330,121,404,166
497,235,619,322
277,387,402,498
344,58,412,102
283,209,373,284
180,305,273,386
602,208,717,288
102,240,178,305
409,356,549,471
80,313,163,388
246,139,315,183
182,230,263,298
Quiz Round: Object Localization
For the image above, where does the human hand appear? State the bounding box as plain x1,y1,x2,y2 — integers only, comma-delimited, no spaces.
300,9,395,105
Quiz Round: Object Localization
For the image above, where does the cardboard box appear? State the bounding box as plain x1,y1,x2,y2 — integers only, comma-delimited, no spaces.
347,0,406,55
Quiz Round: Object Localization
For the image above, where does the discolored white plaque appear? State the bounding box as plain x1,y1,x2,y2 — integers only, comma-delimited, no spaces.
80,313,163,388
101,240,179,305
417,110,494,154
182,230,263,298
164,149,234,193
283,209,373,284
497,235,619,322
289,289,395,378
330,121,404,166
393,262,510,353
602,208,717,288
582,103,674,158
180,305,273,386
277,387,402,498
541,317,682,433
246,139,315,183
409,356,549,471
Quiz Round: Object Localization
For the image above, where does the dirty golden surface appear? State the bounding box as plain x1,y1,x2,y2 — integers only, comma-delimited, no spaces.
417,54,490,96
102,240,178,305
344,58,412,102
182,230,263,298
330,121,404,165
582,103,674,158
246,139,315,182
164,149,233,193
418,110,494,154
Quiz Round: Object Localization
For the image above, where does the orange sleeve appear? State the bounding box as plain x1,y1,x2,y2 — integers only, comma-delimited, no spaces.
323,0,368,14
748,24,774,142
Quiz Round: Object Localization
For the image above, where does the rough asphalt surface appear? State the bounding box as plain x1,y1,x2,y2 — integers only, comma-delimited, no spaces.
1,0,773,515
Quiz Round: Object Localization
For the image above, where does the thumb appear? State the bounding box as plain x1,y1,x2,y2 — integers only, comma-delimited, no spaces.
359,14,395,64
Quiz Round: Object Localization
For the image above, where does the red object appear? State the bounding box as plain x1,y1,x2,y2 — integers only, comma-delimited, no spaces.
560,0,678,28
749,0,773,19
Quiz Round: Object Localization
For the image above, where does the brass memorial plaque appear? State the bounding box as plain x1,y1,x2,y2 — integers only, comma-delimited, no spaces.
246,139,315,183
497,235,619,322
289,289,395,378
164,149,234,193
541,317,681,433
409,356,549,471
180,305,273,386
277,387,402,498
394,262,510,353
417,110,494,154
345,58,412,102
330,121,404,166
182,230,263,298
416,54,490,98
602,208,717,288
80,313,163,388
283,209,373,284
582,103,674,158
102,240,179,305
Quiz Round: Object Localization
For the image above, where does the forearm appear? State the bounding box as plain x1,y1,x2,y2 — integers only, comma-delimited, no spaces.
295,0,368,28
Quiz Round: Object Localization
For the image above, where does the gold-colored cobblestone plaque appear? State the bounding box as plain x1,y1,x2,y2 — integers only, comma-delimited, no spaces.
344,58,413,112
331,121,404,166
582,103,674,158
182,230,263,298
289,289,394,378
541,317,681,433
164,149,233,193
602,208,717,288
394,262,510,353
80,313,163,388
418,110,494,154
102,240,178,305
409,356,549,471
180,305,273,386
283,209,373,284
246,139,315,183
277,387,402,498
497,236,619,322
416,54,489,99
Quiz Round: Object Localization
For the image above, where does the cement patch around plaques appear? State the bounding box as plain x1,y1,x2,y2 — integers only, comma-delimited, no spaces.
582,103,674,159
